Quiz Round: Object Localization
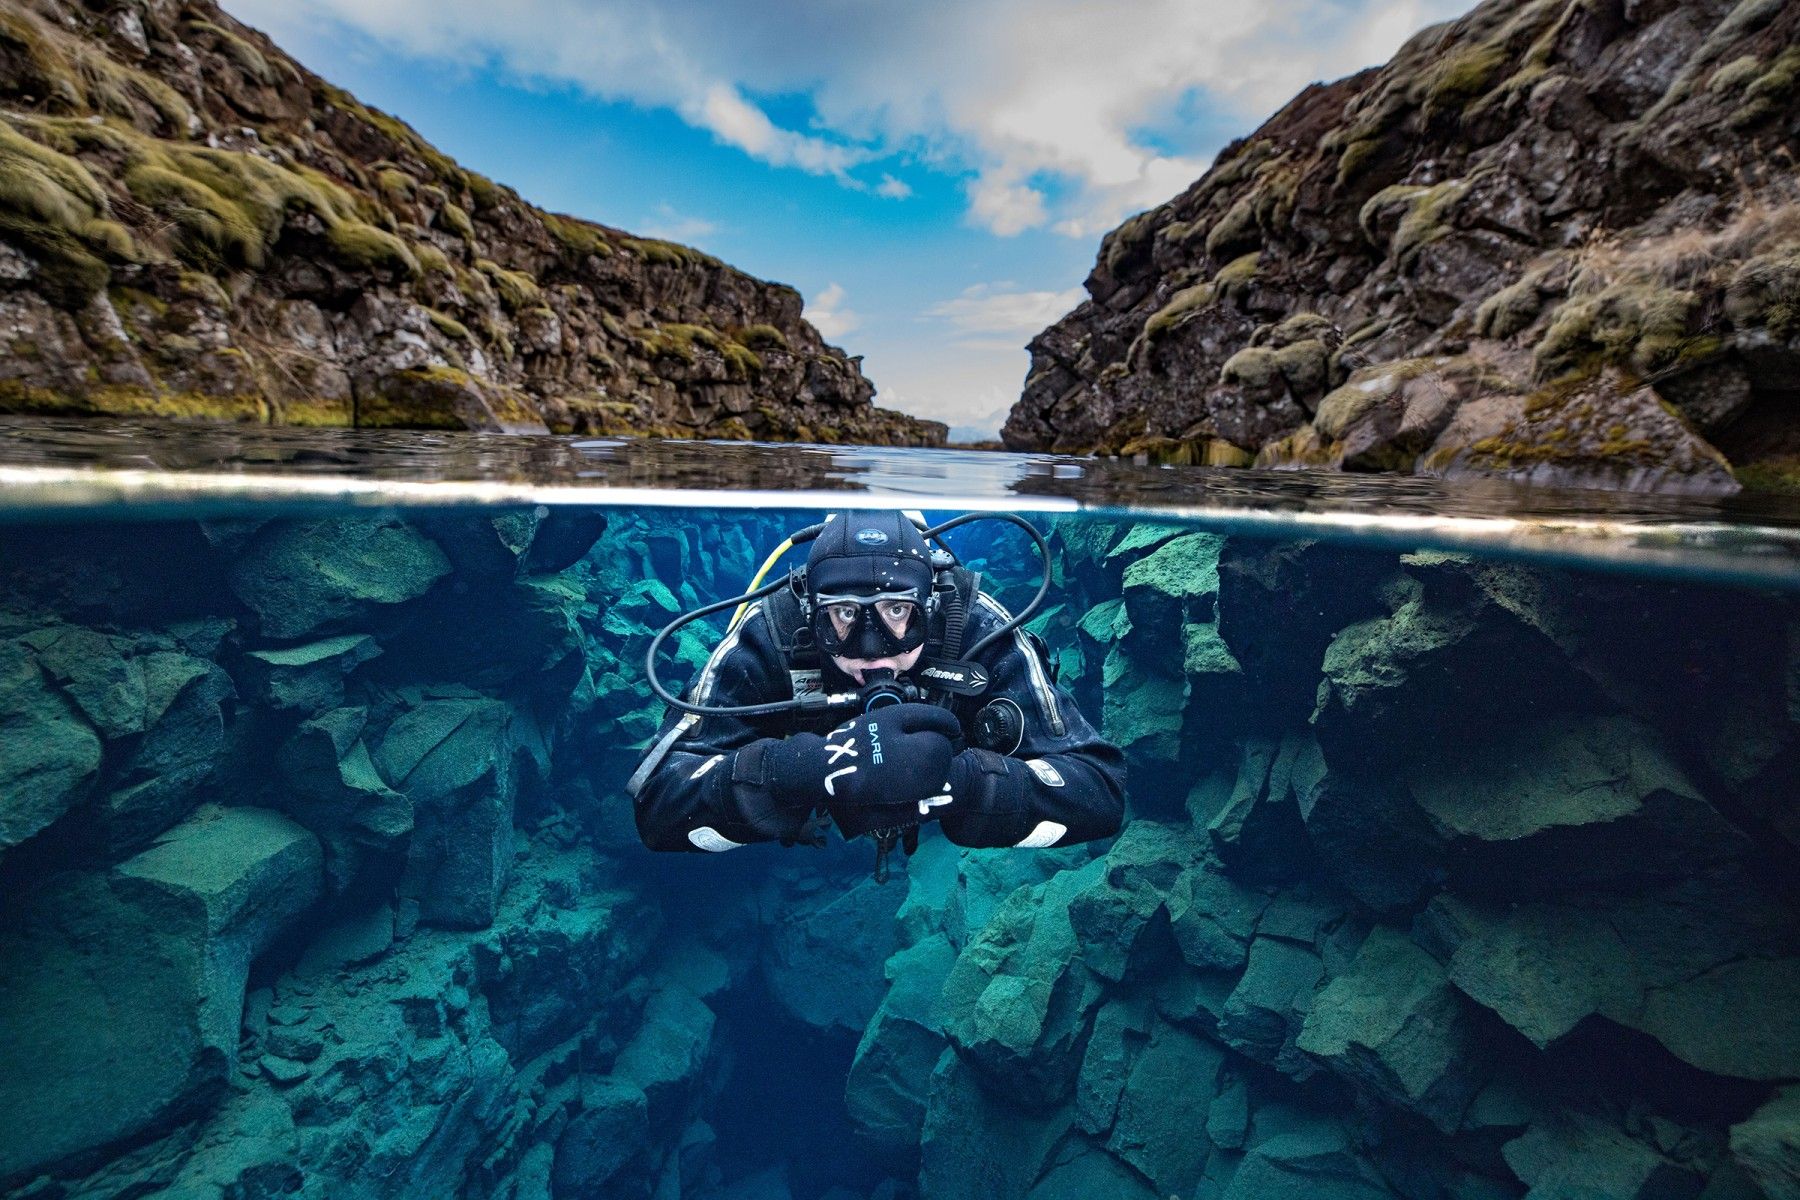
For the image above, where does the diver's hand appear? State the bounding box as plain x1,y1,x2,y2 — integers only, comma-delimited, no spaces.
768,704,960,837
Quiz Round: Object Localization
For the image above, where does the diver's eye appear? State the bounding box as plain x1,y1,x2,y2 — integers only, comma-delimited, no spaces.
825,603,860,637
875,600,916,633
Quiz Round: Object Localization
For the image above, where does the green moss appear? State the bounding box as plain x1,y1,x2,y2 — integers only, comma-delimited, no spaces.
1220,346,1279,390
425,308,470,340
1744,47,1800,103
438,202,474,240
324,221,418,277
463,171,505,212
123,140,365,273
1420,43,1508,118
413,242,451,275
1102,210,1159,279
1475,272,1550,338
1272,339,1329,397
0,7,193,133
734,324,789,351
621,237,719,268
176,271,231,309
1203,158,1299,259
0,121,135,301
1734,456,1800,494
721,341,763,379
1144,282,1215,341
544,212,613,258
1710,55,1764,93
1727,245,1800,338
1534,283,1702,379
1391,180,1470,263
1335,136,1385,188
475,259,540,310
376,167,414,201
182,20,274,86
1212,252,1261,300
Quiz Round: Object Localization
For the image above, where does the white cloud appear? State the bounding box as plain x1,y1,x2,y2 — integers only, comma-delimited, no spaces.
225,0,1471,239
804,282,858,341
637,203,718,244
927,284,1086,341
875,174,912,199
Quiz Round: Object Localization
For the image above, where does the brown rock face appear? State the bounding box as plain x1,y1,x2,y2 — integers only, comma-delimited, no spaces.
0,0,943,445
1008,0,1800,493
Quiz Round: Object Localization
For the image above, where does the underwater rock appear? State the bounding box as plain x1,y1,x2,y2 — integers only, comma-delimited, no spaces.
1066,819,1207,981
1075,996,1152,1137
1119,532,1222,657
93,651,235,857
847,933,959,1156
0,637,102,854
1104,1017,1225,1196
1215,541,1389,726
918,1049,1073,1200
1218,1127,1396,1200
614,985,716,1134
1166,854,1270,973
22,624,148,739
763,875,902,1037
1297,769,1445,914
1732,1087,1800,1200
1208,734,1320,883
0,806,321,1183
227,517,452,639
375,691,521,929
276,706,411,892
1311,562,1599,773
1217,933,1325,1079
938,858,1107,1108
551,1077,652,1200
239,633,381,713
1427,875,1800,1080
1402,715,1749,896
1296,925,1487,1133
1503,1112,1703,1200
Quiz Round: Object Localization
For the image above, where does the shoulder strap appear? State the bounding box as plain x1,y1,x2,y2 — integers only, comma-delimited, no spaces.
761,575,819,670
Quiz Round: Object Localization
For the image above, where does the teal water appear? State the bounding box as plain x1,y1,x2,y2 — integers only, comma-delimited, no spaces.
0,419,1797,1200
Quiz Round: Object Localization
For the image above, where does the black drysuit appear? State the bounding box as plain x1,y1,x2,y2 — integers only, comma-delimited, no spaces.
629,594,1126,853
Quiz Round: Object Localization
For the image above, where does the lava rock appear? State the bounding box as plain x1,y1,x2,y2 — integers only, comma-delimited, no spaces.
227,517,451,639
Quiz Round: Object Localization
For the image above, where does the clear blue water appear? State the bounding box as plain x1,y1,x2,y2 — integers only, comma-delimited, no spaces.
0,418,1796,1200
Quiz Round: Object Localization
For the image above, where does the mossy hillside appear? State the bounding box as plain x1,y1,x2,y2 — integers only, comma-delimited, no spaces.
636,323,763,380
0,121,136,301
0,0,921,442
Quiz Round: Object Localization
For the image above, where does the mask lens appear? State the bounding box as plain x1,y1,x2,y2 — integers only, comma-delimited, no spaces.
875,599,917,638
825,602,861,641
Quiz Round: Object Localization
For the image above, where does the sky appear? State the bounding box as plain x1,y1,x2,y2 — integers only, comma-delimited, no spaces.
221,0,1471,439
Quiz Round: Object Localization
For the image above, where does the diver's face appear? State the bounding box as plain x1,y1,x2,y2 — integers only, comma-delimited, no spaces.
831,644,924,684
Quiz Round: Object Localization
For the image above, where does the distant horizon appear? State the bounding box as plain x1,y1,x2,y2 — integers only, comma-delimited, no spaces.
222,0,1471,438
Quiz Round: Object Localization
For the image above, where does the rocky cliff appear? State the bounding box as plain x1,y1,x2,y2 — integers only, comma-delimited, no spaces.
1,503,1795,1199
1008,0,1800,493
0,0,942,444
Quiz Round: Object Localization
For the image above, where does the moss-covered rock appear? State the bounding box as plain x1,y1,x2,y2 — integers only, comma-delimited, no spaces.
0,806,321,1182
226,516,452,639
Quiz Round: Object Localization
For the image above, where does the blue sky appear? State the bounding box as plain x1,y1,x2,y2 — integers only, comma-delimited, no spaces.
223,0,1469,438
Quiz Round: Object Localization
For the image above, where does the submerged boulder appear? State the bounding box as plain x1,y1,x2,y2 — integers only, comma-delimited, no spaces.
227,517,451,639
240,633,382,713
1732,1087,1800,1200
763,874,902,1037
939,858,1108,1108
551,1077,652,1200
847,933,959,1156
1427,875,1800,1080
0,807,321,1183
0,637,102,854
1297,925,1487,1133
374,691,523,929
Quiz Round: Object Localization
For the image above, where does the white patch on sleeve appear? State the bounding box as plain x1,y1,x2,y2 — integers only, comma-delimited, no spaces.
690,754,725,781
1014,820,1067,849
688,826,745,852
1025,759,1065,787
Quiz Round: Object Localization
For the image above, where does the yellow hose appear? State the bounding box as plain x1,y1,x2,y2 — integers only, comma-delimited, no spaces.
728,536,795,631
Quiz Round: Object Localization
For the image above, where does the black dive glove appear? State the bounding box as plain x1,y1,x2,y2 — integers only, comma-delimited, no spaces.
764,703,963,839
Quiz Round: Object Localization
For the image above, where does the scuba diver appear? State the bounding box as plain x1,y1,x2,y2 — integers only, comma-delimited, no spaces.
628,509,1125,879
